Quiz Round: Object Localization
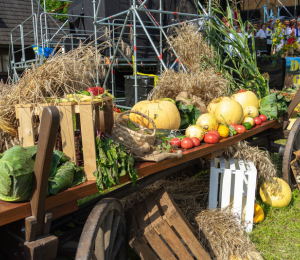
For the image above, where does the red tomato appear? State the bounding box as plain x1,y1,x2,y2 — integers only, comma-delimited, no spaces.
236,125,246,134
191,137,201,147
209,130,220,139
87,87,98,96
254,117,262,125
95,86,104,95
259,114,267,122
170,138,181,148
204,133,219,144
230,124,238,129
181,138,194,149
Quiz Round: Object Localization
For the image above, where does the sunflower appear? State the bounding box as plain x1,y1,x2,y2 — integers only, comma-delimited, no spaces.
276,20,280,23
282,25,286,28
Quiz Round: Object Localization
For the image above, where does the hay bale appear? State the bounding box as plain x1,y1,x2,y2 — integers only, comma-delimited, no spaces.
196,210,263,260
155,24,230,104
222,141,278,182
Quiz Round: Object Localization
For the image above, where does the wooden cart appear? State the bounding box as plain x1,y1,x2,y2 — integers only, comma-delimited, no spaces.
0,92,299,259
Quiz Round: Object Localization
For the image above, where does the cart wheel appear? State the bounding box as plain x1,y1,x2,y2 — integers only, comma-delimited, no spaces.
282,118,300,186
75,198,126,260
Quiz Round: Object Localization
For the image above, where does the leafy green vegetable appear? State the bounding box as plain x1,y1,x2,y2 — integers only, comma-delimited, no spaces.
259,93,290,121
0,146,35,202
0,145,86,202
94,132,138,192
157,141,174,153
48,161,75,195
176,101,201,129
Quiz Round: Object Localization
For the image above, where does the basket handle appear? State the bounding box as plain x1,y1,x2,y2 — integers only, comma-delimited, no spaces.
115,110,156,137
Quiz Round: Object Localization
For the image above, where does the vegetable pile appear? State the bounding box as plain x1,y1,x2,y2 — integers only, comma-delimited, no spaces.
0,146,86,202
93,132,138,192
45,88,114,103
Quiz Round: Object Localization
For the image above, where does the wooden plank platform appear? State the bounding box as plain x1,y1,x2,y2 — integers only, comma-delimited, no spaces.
0,120,282,226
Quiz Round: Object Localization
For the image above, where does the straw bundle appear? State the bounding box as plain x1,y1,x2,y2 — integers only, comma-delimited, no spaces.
196,210,263,260
222,141,278,182
155,24,229,104
155,69,228,104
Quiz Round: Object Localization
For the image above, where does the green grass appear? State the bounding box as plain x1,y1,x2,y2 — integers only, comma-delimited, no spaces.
250,189,300,260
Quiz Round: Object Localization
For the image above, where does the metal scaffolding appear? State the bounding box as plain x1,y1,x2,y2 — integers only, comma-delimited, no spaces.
10,0,214,108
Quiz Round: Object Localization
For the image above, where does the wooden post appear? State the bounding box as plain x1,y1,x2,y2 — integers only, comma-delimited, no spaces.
30,107,60,238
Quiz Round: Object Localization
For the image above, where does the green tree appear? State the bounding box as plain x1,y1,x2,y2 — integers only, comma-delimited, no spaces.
40,0,70,22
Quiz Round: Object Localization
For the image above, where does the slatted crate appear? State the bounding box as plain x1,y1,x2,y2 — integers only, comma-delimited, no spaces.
15,97,114,180
209,157,257,232
127,188,211,260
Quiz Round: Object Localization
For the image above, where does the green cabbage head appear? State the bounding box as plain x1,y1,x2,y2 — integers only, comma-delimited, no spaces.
0,145,36,202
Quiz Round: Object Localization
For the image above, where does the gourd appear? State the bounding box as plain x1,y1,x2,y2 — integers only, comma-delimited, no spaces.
231,91,259,109
130,99,181,130
260,177,292,207
196,113,219,132
253,203,264,223
214,99,244,125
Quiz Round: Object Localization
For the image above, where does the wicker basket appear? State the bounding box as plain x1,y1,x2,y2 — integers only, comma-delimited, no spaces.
112,110,156,148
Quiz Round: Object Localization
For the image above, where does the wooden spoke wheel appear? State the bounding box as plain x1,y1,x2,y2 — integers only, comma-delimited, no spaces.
75,198,126,260
282,118,300,187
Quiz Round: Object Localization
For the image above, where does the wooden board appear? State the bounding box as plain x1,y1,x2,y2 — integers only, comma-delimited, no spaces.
18,106,35,147
79,103,97,180
0,120,282,227
58,105,76,163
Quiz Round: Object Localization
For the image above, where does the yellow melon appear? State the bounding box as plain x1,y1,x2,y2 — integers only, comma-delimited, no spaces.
231,91,259,109
214,99,244,125
260,177,292,208
207,97,231,115
196,113,219,132
129,99,181,130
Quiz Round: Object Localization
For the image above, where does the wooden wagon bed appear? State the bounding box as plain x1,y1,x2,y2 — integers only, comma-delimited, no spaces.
0,119,282,227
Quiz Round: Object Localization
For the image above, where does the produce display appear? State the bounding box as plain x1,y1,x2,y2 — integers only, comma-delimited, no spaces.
0,146,86,202
134,90,275,153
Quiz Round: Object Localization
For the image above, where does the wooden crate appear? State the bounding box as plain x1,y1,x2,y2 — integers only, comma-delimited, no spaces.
15,97,114,180
209,157,257,232
127,188,211,260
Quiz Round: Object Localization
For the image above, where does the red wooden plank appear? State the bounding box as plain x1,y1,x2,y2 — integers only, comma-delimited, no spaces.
0,120,282,226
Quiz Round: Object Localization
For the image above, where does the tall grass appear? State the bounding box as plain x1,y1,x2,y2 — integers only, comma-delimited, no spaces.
206,1,270,98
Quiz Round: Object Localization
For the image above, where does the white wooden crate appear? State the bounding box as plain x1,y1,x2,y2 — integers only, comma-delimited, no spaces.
209,156,257,232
